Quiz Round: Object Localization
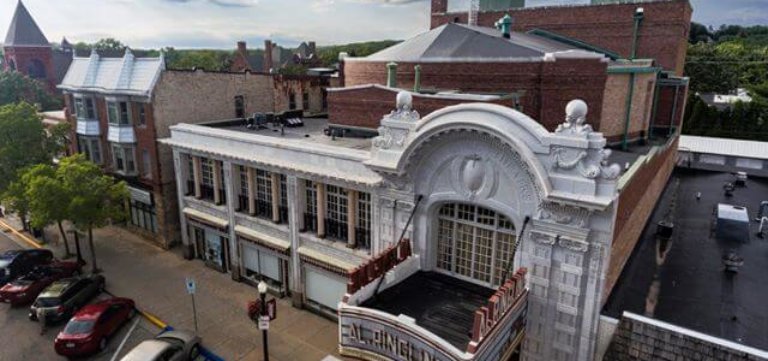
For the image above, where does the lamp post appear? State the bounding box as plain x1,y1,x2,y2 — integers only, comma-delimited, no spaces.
258,280,269,361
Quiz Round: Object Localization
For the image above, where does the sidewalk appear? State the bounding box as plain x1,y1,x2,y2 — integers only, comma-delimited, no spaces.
0,216,345,361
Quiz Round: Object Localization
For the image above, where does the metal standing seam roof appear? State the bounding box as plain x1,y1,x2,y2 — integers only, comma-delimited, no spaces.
363,22,579,62
679,135,768,161
3,1,49,47
58,50,164,97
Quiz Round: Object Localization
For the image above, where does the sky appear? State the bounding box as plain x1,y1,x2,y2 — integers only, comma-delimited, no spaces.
1,0,767,50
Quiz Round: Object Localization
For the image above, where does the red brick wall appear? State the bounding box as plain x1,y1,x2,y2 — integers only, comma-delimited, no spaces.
343,58,607,131
3,46,56,91
604,136,679,304
431,0,692,75
328,86,517,129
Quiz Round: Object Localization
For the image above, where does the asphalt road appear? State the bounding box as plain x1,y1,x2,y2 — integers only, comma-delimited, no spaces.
0,229,158,361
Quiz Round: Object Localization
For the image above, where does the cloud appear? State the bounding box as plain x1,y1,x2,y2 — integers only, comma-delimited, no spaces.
160,0,259,7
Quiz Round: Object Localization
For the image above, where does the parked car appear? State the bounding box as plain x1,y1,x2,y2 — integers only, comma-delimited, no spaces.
54,297,136,357
29,274,105,324
0,249,54,286
120,330,201,361
0,261,81,306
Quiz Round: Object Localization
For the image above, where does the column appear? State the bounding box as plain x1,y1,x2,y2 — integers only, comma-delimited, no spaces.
173,150,190,256
223,161,239,280
316,182,326,238
271,173,280,223
287,176,303,307
213,160,222,205
347,189,358,248
247,167,256,215
192,156,202,199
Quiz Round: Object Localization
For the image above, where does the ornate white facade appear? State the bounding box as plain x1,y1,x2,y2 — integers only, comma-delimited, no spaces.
162,93,621,361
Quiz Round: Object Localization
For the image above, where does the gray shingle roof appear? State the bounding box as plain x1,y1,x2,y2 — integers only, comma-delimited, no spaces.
365,22,578,62
4,1,49,47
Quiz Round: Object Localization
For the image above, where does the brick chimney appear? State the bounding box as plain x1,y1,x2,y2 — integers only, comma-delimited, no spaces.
308,41,317,56
264,40,273,73
237,41,247,55
431,0,447,13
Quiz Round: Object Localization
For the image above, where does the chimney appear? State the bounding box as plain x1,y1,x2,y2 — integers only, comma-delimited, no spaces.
264,40,273,73
237,41,247,55
431,0,447,13
309,41,317,55
413,65,422,92
386,62,398,88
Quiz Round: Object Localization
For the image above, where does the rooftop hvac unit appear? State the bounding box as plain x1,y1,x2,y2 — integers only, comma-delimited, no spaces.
715,204,750,243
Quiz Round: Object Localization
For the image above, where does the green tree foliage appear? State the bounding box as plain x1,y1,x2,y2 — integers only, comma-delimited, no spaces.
316,40,401,66
1,175,32,230
0,71,62,110
24,164,74,257
58,155,128,273
92,38,126,53
0,102,57,194
164,48,232,71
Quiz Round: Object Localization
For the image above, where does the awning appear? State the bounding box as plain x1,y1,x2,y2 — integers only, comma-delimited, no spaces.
183,208,228,229
235,225,291,253
298,246,359,274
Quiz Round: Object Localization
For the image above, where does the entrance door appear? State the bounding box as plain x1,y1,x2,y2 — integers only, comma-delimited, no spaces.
435,203,517,288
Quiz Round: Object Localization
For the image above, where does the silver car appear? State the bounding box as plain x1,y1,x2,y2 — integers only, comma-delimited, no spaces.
120,330,201,361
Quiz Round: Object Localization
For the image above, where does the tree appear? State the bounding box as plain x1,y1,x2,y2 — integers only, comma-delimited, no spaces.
92,38,126,55
24,164,73,257
0,71,62,110
1,175,32,231
0,102,56,195
59,155,128,273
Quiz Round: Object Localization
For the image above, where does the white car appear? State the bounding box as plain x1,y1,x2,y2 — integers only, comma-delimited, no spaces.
120,330,201,361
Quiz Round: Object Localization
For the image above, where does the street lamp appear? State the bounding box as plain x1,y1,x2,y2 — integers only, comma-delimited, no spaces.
258,280,269,361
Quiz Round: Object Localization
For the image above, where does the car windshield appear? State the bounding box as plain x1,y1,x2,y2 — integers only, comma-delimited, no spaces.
35,297,60,307
63,320,95,335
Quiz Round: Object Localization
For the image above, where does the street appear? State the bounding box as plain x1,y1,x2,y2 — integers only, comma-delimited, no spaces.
0,220,343,361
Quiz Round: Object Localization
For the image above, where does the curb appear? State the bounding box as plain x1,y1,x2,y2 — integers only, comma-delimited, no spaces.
0,219,44,250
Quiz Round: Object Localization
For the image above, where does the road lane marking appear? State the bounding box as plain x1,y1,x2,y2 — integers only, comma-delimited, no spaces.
110,317,141,361
0,219,42,249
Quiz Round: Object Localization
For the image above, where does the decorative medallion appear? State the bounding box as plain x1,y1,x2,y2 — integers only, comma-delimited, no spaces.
461,155,485,195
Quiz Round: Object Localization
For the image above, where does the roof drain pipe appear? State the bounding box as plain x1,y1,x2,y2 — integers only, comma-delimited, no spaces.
386,62,398,88
622,7,644,151
413,65,422,93
372,195,424,301
502,216,530,282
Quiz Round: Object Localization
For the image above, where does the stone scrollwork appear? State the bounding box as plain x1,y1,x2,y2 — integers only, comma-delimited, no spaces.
530,231,556,245
554,99,593,136
372,91,419,151
559,236,589,253
537,202,591,228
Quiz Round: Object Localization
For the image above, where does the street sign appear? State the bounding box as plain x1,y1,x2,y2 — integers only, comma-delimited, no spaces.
186,277,196,295
266,298,277,320
258,315,270,330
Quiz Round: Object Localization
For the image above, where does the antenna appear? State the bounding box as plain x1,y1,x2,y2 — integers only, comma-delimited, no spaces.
468,0,479,26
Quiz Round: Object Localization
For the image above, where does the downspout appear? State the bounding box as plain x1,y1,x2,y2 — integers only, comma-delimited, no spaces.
669,84,680,137
413,65,421,93
648,75,661,141
622,73,636,151
622,7,644,150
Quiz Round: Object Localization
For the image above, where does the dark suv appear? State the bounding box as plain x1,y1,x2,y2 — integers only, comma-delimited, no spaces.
0,249,54,286
29,275,105,324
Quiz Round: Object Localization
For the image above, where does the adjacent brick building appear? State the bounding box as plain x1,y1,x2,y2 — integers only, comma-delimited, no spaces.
58,50,325,248
2,0,72,92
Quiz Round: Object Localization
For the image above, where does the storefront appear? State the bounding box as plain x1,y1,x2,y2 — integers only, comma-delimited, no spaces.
128,186,157,234
184,208,230,273
235,226,291,296
298,247,353,315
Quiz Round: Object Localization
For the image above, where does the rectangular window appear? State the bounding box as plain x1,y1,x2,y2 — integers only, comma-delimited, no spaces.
234,95,245,118
302,92,309,110
107,101,130,125
356,192,371,249
141,149,152,179
237,166,249,212
198,158,216,201
111,144,136,174
74,98,85,118
326,185,348,242
77,136,102,164
289,92,296,110
304,180,317,232
138,104,147,126
278,175,288,223
255,169,273,219
129,200,157,234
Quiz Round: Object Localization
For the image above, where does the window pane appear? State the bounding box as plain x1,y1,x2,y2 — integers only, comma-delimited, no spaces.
119,102,129,125
436,219,454,271
125,147,135,173
107,102,119,124
85,98,95,119
90,138,101,164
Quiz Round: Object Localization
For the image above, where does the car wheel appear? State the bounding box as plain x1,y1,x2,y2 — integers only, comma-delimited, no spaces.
99,338,107,351
189,344,201,360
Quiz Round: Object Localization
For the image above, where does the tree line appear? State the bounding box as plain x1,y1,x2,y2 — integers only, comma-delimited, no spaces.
683,23,768,141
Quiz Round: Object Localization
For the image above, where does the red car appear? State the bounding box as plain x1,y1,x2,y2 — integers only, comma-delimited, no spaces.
0,261,81,306
54,297,136,357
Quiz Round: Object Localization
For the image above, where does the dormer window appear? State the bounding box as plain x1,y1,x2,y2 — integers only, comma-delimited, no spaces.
107,101,131,126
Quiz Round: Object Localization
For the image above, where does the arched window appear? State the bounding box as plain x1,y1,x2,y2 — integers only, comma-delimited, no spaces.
435,203,517,288
27,59,47,79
